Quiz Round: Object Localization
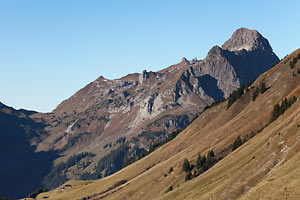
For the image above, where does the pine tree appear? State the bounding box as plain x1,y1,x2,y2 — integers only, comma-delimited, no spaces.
196,154,202,169
270,103,280,123
166,185,173,193
260,82,267,94
252,87,259,101
185,171,192,181
232,136,243,151
182,158,191,172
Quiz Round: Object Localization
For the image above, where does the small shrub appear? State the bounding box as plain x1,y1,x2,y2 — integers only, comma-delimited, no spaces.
252,87,259,101
232,136,243,151
260,82,267,94
166,185,173,193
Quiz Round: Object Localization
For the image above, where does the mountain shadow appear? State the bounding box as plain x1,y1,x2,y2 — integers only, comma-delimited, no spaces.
0,108,58,199
197,74,224,101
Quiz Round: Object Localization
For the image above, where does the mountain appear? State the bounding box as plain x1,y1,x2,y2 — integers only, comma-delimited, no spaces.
0,28,279,198
0,103,57,199
31,28,278,186
36,49,300,200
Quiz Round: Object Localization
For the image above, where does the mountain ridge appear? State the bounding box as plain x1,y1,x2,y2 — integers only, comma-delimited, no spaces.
34,27,279,188
0,28,280,198
36,48,300,200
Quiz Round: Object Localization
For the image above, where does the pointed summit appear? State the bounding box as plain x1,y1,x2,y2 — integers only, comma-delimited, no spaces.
181,57,190,64
222,28,273,52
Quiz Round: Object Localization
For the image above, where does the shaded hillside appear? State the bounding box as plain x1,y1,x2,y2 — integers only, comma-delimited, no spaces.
36,49,300,200
31,28,279,188
0,104,58,199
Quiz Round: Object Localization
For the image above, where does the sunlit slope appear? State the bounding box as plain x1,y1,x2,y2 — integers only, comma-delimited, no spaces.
37,49,300,200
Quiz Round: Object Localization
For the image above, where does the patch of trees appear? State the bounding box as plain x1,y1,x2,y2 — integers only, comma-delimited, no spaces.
116,137,126,144
79,171,98,180
42,163,67,190
27,187,48,198
232,136,243,151
95,144,129,176
203,98,225,111
103,138,126,149
137,129,182,160
42,152,95,189
104,142,112,149
289,53,300,69
97,116,110,122
81,144,130,180
227,85,245,108
66,152,95,168
260,82,268,94
61,132,91,152
182,150,217,182
139,131,165,141
252,82,268,101
269,97,297,123
123,129,184,168
252,87,259,101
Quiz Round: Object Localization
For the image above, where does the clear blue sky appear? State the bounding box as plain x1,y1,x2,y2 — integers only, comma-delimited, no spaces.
1,0,299,112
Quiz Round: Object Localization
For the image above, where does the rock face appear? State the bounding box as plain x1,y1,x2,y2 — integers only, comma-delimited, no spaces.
222,27,272,52
6,28,279,192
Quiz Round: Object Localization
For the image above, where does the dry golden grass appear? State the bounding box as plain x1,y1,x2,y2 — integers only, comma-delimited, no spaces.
37,49,300,200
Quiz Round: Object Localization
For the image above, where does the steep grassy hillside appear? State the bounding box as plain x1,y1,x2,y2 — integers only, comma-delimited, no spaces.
37,49,300,200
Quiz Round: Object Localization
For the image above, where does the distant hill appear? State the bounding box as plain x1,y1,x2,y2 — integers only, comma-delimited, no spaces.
36,49,300,200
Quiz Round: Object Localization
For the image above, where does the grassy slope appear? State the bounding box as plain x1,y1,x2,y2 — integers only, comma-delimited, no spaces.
37,49,300,200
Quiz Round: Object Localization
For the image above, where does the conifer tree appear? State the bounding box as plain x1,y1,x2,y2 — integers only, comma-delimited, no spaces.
182,158,191,172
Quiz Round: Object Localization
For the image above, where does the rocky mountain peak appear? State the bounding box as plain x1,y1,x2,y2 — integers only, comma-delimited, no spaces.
206,45,223,58
181,57,190,64
222,28,273,52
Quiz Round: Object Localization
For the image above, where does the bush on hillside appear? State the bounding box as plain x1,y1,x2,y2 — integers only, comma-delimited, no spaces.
260,82,267,94
227,85,245,108
252,87,259,101
166,185,173,193
232,136,243,151
269,97,297,123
